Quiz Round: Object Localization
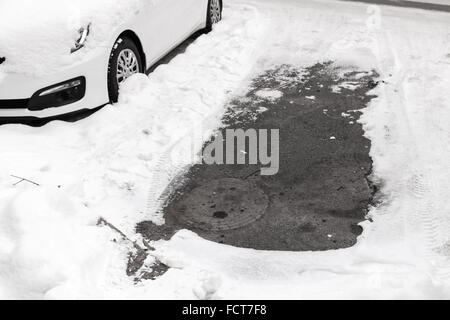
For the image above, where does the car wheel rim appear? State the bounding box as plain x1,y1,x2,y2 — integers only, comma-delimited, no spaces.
116,49,139,85
210,0,221,24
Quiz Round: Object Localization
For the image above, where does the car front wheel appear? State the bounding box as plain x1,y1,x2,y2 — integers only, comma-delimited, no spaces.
107,37,144,103
206,0,223,32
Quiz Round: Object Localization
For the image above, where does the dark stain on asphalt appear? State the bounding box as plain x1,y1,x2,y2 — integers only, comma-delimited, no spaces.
137,62,379,254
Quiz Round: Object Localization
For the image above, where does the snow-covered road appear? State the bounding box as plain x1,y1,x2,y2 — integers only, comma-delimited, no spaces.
343,0,450,12
1,0,450,299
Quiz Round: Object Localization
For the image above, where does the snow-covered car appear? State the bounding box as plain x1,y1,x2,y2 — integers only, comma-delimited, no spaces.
0,0,223,120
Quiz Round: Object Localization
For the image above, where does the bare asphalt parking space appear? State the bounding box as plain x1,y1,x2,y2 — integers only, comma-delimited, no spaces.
137,62,379,254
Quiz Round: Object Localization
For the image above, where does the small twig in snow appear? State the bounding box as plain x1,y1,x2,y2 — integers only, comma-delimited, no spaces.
11,175,40,186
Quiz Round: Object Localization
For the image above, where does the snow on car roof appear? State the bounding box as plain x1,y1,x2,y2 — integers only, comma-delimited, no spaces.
0,0,144,76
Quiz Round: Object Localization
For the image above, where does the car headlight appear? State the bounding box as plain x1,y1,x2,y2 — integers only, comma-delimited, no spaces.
71,23,91,53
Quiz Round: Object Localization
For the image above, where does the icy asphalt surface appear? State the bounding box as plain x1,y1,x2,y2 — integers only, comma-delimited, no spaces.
137,63,378,254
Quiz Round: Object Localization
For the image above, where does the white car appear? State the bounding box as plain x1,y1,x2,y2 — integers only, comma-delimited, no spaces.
0,0,222,120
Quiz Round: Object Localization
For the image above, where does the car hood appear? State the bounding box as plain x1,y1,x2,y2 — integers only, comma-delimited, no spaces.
0,0,144,76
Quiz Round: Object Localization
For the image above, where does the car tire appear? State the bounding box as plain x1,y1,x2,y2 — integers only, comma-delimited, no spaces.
107,37,144,103
205,0,223,32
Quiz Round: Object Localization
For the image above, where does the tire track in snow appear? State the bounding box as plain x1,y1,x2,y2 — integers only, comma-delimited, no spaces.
370,19,450,281
398,25,450,280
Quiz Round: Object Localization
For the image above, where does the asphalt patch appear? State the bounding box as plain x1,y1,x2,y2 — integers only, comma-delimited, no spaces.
137,62,379,252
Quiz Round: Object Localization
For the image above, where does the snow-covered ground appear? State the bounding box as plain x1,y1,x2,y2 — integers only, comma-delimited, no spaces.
1,0,450,299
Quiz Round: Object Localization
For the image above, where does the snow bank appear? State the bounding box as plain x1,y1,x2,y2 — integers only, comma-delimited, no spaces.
0,0,266,299
0,0,143,75
0,185,129,299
